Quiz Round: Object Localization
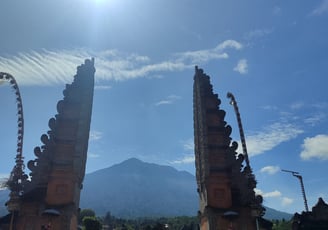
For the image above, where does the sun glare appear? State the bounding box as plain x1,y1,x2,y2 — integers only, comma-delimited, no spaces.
88,0,117,9
93,0,109,4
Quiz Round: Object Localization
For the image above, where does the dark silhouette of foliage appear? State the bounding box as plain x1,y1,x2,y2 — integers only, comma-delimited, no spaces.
100,213,198,230
83,216,102,230
272,218,292,230
78,209,96,224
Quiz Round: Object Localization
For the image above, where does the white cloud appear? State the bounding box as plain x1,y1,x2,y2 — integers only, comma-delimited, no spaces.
181,139,194,151
313,102,328,109
95,85,112,90
281,197,294,206
233,59,248,74
0,173,9,178
170,139,195,164
215,39,243,50
300,134,328,160
311,0,328,16
264,190,282,198
88,153,100,158
254,188,282,198
260,166,280,175
155,95,181,106
244,28,273,40
290,102,304,110
254,188,262,195
0,39,243,86
0,175,9,190
304,113,325,126
95,57,186,81
0,49,186,85
177,50,228,63
0,50,84,85
89,130,103,141
245,122,303,157
172,39,242,63
171,154,195,164
155,100,171,106
261,105,278,111
279,111,293,118
255,188,293,207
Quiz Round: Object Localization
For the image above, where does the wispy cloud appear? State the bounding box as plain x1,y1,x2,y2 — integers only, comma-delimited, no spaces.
310,0,328,16
95,85,112,90
181,139,194,151
261,105,278,111
260,165,280,175
176,39,242,64
89,130,103,141
155,95,181,106
0,40,243,86
262,102,326,127
290,102,304,110
177,50,228,63
244,101,327,157
171,139,195,164
233,59,248,74
245,122,303,157
304,113,325,126
170,138,195,164
0,50,85,85
216,40,243,50
171,154,195,164
300,134,328,160
0,49,184,84
313,102,328,109
244,28,273,40
88,152,101,158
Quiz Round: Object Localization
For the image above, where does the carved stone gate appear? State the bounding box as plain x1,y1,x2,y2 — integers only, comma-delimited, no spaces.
0,59,95,230
193,66,269,230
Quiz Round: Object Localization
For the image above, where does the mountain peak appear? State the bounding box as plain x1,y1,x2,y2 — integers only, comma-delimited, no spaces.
79,159,292,220
121,157,143,164
81,158,198,218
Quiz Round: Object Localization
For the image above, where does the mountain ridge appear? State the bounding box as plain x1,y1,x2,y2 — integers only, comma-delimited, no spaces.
80,158,293,220
80,158,198,218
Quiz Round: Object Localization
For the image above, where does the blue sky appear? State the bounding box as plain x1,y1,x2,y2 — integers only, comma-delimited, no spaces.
0,0,328,214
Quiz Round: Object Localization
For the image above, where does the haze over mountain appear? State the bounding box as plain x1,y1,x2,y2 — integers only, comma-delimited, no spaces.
80,158,293,220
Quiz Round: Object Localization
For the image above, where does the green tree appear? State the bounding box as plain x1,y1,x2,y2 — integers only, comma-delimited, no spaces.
78,209,96,224
83,216,102,230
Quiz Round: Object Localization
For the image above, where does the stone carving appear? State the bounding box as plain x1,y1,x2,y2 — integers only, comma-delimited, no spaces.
292,197,328,229
193,66,268,229
0,59,95,230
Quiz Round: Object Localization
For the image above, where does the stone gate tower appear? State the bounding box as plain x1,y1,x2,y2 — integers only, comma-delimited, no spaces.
1,59,95,230
193,67,265,230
